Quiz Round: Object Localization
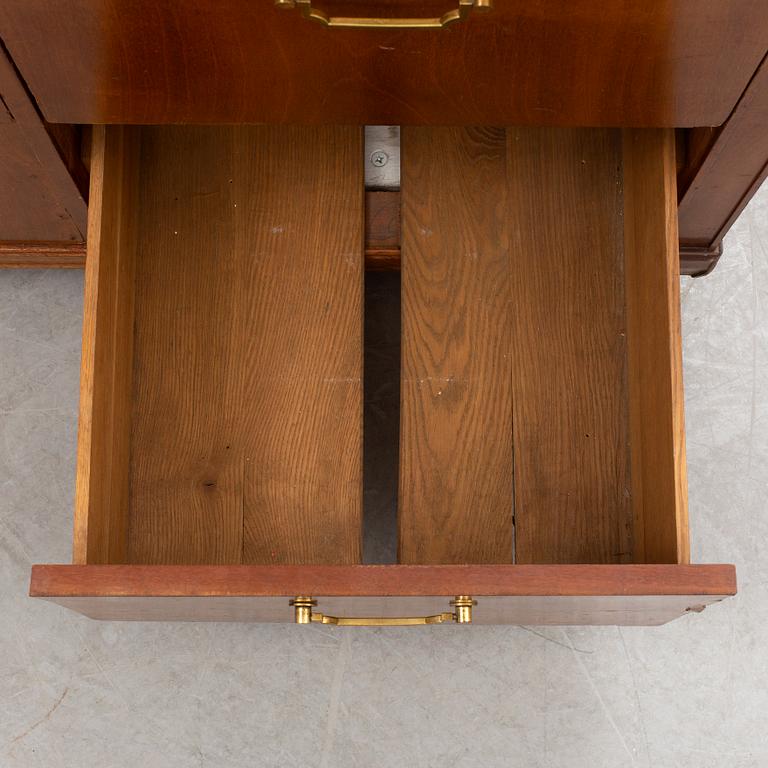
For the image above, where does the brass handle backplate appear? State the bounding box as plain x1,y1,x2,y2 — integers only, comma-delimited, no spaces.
275,0,492,29
290,596,476,625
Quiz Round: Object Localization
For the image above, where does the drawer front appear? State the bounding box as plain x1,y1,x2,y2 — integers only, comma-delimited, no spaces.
1,0,766,126
30,565,736,625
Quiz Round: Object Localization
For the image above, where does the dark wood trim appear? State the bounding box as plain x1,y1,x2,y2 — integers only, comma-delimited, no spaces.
676,127,718,196
31,563,736,598
44,121,90,203
0,240,86,268
677,52,768,275
365,248,401,271
0,42,87,241
678,243,723,278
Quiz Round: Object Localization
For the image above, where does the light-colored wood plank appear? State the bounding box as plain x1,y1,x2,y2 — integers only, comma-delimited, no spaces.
508,128,633,564
73,125,140,564
623,129,690,564
398,127,513,564
30,564,736,625
126,126,364,565
238,127,364,565
127,127,246,565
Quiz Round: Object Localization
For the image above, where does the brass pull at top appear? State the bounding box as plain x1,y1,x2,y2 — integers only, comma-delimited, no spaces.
275,0,492,29
291,596,476,625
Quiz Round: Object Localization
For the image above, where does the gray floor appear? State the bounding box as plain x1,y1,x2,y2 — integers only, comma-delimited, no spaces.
2,184,767,768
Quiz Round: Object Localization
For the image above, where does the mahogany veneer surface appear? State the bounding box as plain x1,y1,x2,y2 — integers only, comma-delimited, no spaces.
30,564,736,625
1,0,766,126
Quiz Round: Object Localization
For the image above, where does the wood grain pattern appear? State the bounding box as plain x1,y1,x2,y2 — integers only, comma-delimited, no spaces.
508,128,632,564
29,564,736,625
238,127,363,565
1,1,765,127
0,43,86,242
73,126,140,564
358,185,744,277
623,129,689,564
399,127,513,564
126,126,363,565
127,127,247,565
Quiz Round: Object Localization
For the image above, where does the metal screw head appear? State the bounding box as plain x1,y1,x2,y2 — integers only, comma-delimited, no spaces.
370,150,389,167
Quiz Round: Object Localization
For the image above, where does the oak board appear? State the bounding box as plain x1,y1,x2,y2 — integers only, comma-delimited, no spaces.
398,127,513,564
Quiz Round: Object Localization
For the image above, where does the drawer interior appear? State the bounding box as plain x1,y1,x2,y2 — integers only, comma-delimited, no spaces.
74,125,688,569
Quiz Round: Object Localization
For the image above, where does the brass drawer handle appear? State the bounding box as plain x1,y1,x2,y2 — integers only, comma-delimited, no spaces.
291,596,476,624
275,0,492,29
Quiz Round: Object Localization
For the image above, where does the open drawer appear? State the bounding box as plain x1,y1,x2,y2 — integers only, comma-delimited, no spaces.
30,125,736,625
